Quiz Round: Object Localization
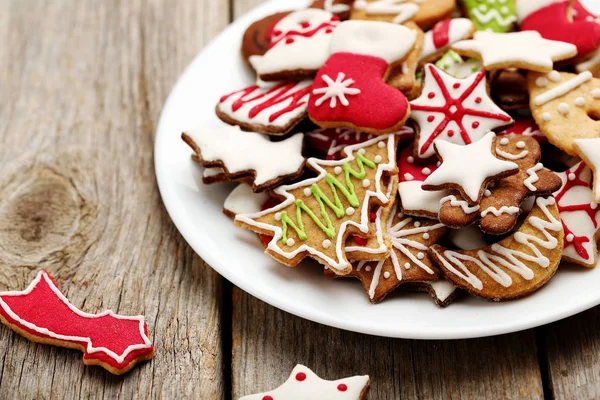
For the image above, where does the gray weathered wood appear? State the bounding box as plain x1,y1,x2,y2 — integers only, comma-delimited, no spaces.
542,307,600,400
0,0,228,398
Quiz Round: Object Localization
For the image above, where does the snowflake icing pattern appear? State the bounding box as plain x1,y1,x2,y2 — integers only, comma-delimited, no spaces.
313,72,361,108
410,64,512,158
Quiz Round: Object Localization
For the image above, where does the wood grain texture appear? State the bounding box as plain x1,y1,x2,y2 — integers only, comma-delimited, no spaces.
542,307,600,400
0,0,228,398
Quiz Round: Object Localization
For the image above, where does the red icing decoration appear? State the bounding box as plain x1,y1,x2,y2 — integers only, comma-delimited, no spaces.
351,236,368,246
432,19,452,50
219,82,312,123
308,52,410,131
499,118,546,143
398,146,439,182
337,383,348,391
472,121,479,128
262,396,274,400
520,1,600,58
0,271,154,373
296,372,307,381
269,19,340,49
411,66,512,156
554,163,600,260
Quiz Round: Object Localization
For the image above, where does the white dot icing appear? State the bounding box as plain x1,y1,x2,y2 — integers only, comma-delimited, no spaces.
287,238,295,246
566,234,574,242
322,239,331,248
404,173,414,181
417,252,425,260
365,265,372,272
374,155,383,163
274,212,282,221
362,179,371,188
383,271,391,279
548,71,561,82
591,202,598,210
334,166,343,175
358,148,366,155
568,172,576,181
542,112,552,121
414,221,421,227
516,141,526,149
558,103,570,115
575,97,586,107
500,138,509,145
535,77,548,87
422,167,431,176
407,156,414,164
484,189,491,197
423,233,430,240
304,188,312,196
404,262,411,269
378,141,385,148
593,89,600,99
346,207,355,216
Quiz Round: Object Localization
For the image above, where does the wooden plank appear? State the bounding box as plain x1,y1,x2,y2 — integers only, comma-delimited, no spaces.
229,2,543,399
542,307,600,400
0,0,229,398
231,292,544,399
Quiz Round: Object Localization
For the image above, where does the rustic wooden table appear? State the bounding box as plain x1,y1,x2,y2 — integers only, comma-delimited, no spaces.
1,0,600,398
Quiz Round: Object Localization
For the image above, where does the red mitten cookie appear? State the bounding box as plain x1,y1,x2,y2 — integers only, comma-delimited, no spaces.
308,20,416,134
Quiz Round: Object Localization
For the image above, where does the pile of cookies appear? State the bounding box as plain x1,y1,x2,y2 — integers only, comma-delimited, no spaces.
182,0,600,306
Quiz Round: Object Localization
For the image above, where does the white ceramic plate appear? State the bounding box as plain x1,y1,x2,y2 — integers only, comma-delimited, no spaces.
155,0,600,339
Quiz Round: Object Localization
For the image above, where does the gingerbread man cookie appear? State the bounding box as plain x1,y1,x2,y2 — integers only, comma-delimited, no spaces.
351,0,456,29
528,70,600,155
235,134,398,275
410,64,512,159
438,135,562,234
430,196,564,301
308,20,415,134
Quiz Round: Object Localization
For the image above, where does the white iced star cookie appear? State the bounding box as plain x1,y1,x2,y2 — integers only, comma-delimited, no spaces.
451,31,577,72
574,139,600,203
239,365,370,400
422,132,519,204
182,125,306,192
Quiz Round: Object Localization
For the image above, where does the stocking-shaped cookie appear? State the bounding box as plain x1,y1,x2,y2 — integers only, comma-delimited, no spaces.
308,20,415,134
517,0,600,58
438,135,562,234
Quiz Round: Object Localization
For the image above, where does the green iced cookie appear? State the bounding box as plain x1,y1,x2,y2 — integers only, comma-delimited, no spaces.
461,0,517,33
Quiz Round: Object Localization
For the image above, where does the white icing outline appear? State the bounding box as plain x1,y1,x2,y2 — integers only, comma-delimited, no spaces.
524,163,543,191
534,71,593,106
433,197,562,290
480,206,520,217
235,134,396,272
440,195,480,214
495,147,528,160
0,271,152,365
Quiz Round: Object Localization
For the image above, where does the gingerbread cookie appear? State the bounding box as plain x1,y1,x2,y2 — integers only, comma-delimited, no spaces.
351,0,456,30
241,12,290,68
419,18,476,64
216,80,312,135
182,126,305,192
410,64,512,159
311,0,355,19
490,68,529,111
573,138,600,203
223,184,270,219
438,135,562,234
528,70,600,155
249,9,340,82
460,0,516,33
397,146,447,219
422,132,519,205
240,365,370,400
387,22,425,94
201,167,229,185
235,134,398,275
328,202,448,303
517,0,600,59
0,270,154,375
430,196,564,300
308,20,415,134
451,31,577,72
553,162,600,268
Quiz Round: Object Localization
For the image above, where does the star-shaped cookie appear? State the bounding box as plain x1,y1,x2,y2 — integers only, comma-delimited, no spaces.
422,132,519,204
451,31,577,72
